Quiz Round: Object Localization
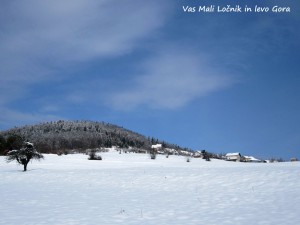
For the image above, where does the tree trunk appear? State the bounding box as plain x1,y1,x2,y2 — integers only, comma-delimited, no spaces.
23,163,27,171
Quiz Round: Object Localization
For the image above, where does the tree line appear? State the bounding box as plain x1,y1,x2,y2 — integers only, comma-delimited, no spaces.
0,120,188,155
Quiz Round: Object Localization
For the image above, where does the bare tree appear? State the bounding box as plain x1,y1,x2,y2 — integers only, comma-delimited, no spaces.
6,142,44,171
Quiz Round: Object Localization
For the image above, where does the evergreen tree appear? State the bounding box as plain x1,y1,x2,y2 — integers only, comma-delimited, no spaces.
0,135,6,155
6,134,23,150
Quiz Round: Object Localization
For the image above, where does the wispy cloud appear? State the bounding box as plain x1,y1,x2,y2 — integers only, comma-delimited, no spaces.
109,49,237,110
0,0,170,127
0,0,169,96
2,0,296,128
0,0,168,61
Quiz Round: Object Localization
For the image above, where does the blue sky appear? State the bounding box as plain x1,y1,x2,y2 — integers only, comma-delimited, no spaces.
1,0,299,160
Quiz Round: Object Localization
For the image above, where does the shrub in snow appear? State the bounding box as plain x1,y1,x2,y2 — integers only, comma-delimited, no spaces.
149,148,157,160
88,149,102,160
6,142,44,171
201,150,210,161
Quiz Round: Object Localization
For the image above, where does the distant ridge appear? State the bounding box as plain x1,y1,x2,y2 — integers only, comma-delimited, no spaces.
0,120,187,154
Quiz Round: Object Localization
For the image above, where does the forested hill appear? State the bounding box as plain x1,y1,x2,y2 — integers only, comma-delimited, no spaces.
0,120,186,154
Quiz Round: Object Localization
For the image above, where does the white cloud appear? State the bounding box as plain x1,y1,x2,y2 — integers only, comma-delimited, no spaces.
0,0,170,104
0,0,168,62
109,49,236,110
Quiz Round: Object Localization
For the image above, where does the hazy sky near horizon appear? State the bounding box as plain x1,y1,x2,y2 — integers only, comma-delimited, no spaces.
1,0,299,159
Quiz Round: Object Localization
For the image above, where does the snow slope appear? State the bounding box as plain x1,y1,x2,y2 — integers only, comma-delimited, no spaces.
1,151,300,225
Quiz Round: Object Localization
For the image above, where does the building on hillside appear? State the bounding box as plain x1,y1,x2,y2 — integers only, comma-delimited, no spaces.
244,156,263,163
193,151,203,158
151,144,162,149
151,144,163,154
290,157,298,162
225,152,242,162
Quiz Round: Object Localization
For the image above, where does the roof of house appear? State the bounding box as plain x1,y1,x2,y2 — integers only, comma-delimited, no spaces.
225,153,241,156
244,156,261,161
151,144,162,149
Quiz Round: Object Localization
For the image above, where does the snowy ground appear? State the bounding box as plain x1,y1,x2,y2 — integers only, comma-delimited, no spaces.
1,151,300,225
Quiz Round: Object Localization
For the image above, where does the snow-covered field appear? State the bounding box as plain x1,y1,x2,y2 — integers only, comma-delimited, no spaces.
1,151,300,225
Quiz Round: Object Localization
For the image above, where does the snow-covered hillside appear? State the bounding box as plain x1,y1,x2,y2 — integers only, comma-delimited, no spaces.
1,151,299,225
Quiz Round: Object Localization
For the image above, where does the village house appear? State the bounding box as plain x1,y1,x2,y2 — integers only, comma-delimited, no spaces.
151,144,163,154
151,144,162,149
193,151,203,158
244,156,263,163
225,152,242,162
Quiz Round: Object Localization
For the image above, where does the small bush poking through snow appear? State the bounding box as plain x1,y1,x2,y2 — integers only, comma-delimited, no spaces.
88,149,102,160
150,154,156,160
